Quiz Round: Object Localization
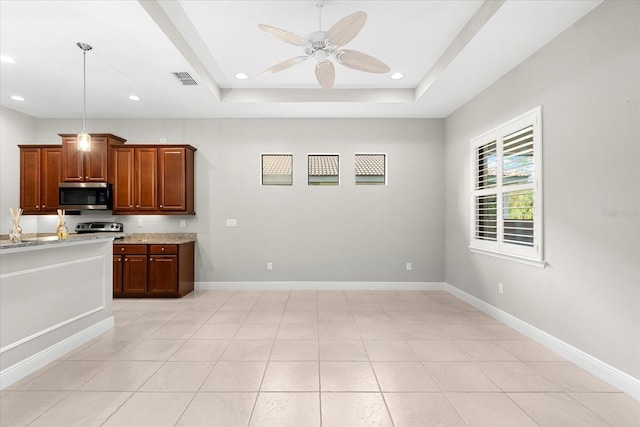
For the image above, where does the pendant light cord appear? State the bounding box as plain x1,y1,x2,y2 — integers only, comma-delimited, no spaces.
317,2,323,30
82,49,87,133
76,42,92,134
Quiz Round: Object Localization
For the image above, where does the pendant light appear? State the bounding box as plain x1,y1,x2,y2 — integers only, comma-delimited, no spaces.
77,42,92,152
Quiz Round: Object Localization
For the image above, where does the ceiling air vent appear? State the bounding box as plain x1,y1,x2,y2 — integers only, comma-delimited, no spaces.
173,72,198,86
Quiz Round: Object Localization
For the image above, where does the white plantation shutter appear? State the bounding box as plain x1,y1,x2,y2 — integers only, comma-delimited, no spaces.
470,107,543,262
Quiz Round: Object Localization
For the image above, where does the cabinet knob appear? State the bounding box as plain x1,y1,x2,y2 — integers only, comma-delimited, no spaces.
121,248,125,252
124,258,128,261
130,205,133,208
161,247,165,251
150,258,153,261
160,204,163,208
85,176,88,179
136,205,139,208
42,205,45,208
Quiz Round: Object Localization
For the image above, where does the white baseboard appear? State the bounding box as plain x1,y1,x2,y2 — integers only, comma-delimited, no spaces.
0,316,114,390
196,281,447,291
444,283,640,401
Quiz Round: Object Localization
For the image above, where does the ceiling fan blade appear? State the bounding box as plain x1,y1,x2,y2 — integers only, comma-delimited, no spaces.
315,61,335,89
262,56,309,75
327,11,367,47
257,24,308,46
335,49,390,73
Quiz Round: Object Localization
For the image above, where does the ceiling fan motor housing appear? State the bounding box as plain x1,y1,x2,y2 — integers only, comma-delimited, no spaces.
304,31,337,61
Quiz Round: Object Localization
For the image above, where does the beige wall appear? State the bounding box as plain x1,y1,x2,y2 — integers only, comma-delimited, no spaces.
0,107,38,233
444,0,639,378
2,117,445,283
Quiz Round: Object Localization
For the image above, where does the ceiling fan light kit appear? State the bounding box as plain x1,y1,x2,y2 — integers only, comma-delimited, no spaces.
258,2,390,89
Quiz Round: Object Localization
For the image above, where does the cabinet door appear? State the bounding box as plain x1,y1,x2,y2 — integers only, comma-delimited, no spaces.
84,136,109,182
61,137,84,182
158,147,186,211
123,255,148,295
148,255,178,294
20,148,41,213
40,147,61,214
135,147,158,211
112,147,135,212
113,255,123,295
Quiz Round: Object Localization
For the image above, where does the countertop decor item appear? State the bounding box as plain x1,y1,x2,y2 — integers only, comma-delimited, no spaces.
56,209,68,240
9,208,23,243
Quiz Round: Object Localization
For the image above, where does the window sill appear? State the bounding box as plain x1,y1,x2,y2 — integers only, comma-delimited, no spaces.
468,247,547,268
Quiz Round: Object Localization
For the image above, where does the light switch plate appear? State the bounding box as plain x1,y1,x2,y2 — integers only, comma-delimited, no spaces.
226,219,237,227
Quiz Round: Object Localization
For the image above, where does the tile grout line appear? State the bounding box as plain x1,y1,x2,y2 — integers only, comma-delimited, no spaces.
171,294,235,427
244,289,290,427
317,290,322,427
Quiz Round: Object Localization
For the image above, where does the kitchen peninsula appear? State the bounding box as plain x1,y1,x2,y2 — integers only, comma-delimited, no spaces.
0,234,116,389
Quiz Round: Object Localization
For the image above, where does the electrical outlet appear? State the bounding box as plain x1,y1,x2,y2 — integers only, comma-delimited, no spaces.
137,218,143,228
180,220,186,228
498,282,504,294
267,262,273,271
406,262,412,271
226,219,237,227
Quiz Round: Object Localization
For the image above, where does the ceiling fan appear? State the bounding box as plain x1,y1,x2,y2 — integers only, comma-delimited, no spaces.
258,2,390,89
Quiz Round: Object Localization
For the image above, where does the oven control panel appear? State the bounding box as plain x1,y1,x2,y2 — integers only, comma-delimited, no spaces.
75,222,124,233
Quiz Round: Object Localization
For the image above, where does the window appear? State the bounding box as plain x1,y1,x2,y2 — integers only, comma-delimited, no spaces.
262,154,292,185
470,106,543,264
308,155,339,185
355,154,386,185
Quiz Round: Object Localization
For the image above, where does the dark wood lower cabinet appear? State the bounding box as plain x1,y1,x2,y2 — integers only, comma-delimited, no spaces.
113,255,123,295
148,255,177,295
123,255,148,295
113,242,194,298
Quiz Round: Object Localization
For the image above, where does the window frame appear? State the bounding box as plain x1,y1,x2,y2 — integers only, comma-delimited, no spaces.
261,153,293,186
469,106,545,266
307,153,340,186
355,153,387,185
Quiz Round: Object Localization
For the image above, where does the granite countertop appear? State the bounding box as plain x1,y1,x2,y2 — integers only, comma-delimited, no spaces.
115,233,197,245
0,232,128,251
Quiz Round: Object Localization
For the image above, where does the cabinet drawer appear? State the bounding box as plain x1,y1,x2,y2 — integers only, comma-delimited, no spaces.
114,244,147,254
150,244,178,255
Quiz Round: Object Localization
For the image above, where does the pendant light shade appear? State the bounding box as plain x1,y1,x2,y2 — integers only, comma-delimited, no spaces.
77,42,92,152
77,132,91,151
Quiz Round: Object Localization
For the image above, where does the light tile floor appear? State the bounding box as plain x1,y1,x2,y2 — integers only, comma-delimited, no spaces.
2,290,639,426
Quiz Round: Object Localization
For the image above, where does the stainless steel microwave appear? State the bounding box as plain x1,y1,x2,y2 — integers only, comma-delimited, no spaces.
58,182,112,210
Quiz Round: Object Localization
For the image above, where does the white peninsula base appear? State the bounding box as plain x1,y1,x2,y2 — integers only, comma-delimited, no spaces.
0,237,114,389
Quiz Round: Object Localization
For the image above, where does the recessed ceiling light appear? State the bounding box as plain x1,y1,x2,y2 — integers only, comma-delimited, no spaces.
1,54,15,64
234,72,249,80
128,95,140,101
11,95,24,101
390,72,405,80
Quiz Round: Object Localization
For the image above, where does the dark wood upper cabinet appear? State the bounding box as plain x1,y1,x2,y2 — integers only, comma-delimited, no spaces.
112,145,195,215
136,148,158,211
158,146,196,214
60,134,126,182
112,146,157,213
19,145,61,214
112,147,135,212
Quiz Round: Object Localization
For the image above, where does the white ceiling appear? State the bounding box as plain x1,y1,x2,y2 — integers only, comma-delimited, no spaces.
0,0,602,119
